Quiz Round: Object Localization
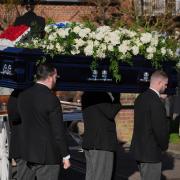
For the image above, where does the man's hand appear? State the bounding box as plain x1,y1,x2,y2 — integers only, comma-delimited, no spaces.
62,159,71,169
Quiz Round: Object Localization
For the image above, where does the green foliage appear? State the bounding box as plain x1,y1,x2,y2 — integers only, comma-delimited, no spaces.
170,133,180,144
109,59,121,82
46,18,56,25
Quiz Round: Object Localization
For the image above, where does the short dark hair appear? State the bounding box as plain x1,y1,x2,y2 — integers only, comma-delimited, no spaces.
36,63,56,81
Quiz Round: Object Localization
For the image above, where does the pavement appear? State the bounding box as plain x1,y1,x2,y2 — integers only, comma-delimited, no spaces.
11,133,180,180
64,133,180,180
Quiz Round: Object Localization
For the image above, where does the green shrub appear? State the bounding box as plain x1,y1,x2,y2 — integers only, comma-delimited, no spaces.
170,133,180,144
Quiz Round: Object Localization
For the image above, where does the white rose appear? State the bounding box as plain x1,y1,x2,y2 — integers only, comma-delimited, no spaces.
57,29,67,38
147,53,154,59
94,40,100,47
132,46,139,55
100,43,107,51
108,44,114,51
75,39,85,47
140,33,152,44
146,46,156,54
150,37,159,46
48,33,57,41
71,48,80,55
73,26,81,34
79,29,88,38
84,45,94,56
118,44,130,54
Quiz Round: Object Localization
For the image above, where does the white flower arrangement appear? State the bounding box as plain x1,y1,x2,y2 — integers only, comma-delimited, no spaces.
17,22,179,81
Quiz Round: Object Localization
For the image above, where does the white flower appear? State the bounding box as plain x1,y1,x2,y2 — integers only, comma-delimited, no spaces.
97,26,111,34
57,29,69,38
94,40,100,47
140,33,152,44
47,44,54,50
147,53,154,59
73,26,81,34
74,39,85,47
123,40,131,45
44,25,54,33
127,31,137,38
118,43,130,54
84,45,94,56
134,39,142,47
56,44,64,53
108,44,114,51
104,31,120,45
79,28,90,38
146,46,156,54
48,33,57,41
89,32,96,39
132,46,139,55
71,48,80,55
100,43,107,51
150,37,159,46
96,48,106,58
161,47,166,55
95,32,105,41
167,49,173,56
176,48,180,57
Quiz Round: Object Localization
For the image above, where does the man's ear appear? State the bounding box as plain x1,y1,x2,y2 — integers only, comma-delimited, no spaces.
46,75,52,82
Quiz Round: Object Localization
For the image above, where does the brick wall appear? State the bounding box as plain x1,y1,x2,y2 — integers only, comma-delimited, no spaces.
0,4,95,25
115,93,138,144
0,1,132,25
116,109,134,144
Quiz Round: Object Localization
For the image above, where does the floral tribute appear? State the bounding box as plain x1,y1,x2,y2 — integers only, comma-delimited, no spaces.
0,25,30,47
17,22,179,81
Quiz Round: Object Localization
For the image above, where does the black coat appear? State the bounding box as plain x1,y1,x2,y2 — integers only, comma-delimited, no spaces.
7,90,22,159
130,89,169,162
18,83,69,165
81,92,121,152
14,11,45,38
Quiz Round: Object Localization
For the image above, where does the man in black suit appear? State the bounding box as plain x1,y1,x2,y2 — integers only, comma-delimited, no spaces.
14,1,45,38
7,89,32,180
17,63,70,180
81,91,121,180
130,70,169,180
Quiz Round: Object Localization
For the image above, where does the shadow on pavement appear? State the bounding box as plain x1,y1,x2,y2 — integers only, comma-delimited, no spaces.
60,133,176,180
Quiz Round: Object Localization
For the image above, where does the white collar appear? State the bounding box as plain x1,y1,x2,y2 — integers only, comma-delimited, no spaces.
149,88,160,97
107,92,114,101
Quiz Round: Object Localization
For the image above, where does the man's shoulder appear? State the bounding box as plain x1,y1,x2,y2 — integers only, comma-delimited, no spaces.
135,90,155,105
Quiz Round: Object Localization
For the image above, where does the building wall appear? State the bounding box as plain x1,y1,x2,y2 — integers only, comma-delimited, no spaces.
0,4,111,24
115,93,137,144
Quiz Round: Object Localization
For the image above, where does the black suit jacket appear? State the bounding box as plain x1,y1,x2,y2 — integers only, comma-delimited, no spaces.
81,92,121,151
130,89,169,162
7,90,22,159
18,83,69,165
14,11,45,38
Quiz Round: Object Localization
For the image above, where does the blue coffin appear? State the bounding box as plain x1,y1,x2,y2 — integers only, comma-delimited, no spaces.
0,47,177,93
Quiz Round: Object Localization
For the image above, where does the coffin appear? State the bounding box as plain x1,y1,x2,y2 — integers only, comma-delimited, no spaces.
0,47,177,94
